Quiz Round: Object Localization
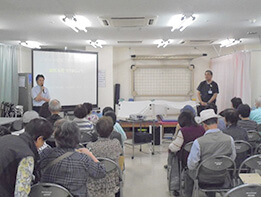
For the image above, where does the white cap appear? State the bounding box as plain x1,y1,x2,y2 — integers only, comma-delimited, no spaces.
195,109,218,123
23,111,39,123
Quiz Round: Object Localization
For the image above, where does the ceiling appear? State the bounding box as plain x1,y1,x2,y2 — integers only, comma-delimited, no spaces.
0,0,261,48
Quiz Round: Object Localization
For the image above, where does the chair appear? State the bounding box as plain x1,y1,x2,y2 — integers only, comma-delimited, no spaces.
247,130,261,149
193,155,236,197
97,157,123,197
29,183,73,197
254,143,261,154
238,154,261,174
234,140,252,167
224,184,261,197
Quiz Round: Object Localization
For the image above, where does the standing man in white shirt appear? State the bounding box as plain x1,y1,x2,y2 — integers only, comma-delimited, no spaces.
31,74,50,113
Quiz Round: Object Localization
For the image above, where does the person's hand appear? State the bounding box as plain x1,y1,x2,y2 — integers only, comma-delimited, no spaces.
76,148,93,156
200,101,207,106
41,86,45,92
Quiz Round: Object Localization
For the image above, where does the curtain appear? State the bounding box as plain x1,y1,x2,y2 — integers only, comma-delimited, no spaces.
0,44,18,105
210,52,251,112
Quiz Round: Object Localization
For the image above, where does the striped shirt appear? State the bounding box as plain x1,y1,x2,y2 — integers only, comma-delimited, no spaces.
73,118,94,131
237,119,258,131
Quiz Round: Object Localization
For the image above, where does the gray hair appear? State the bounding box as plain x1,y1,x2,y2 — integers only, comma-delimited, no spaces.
255,97,261,106
54,120,80,148
49,99,61,113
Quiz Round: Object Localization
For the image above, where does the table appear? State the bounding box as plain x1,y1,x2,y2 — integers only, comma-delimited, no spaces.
0,117,21,126
239,173,261,184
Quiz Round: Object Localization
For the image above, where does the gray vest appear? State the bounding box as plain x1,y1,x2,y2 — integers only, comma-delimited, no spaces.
197,130,233,184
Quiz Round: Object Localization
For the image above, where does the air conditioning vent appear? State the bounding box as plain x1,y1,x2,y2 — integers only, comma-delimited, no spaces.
99,16,157,27
117,41,143,44
180,40,214,46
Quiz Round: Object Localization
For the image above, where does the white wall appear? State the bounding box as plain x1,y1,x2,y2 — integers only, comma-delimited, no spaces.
250,51,261,106
113,46,213,102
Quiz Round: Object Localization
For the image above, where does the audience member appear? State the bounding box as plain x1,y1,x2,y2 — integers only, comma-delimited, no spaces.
205,103,226,131
231,97,243,109
250,97,261,124
0,126,11,136
104,111,127,146
83,102,99,124
169,111,205,167
47,99,62,126
39,102,51,118
0,119,53,196
40,120,106,197
102,106,127,143
87,117,123,197
223,109,248,141
237,104,258,131
73,104,98,143
186,109,236,197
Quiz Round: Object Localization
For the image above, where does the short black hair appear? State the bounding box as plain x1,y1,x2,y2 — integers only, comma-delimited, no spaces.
0,126,11,137
25,118,53,141
74,104,87,119
104,111,117,125
102,106,114,115
205,70,213,76
96,116,114,138
205,103,218,114
237,104,251,118
224,109,239,125
83,102,93,114
39,102,51,118
54,120,80,148
178,111,197,128
36,74,45,81
203,117,218,125
231,97,243,109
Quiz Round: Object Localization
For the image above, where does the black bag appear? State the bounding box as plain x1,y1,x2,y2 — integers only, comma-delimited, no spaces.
134,132,152,143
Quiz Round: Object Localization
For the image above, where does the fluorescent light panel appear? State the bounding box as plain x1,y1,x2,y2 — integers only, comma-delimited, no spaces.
154,39,174,48
20,41,41,49
62,15,91,32
220,39,242,47
87,40,106,48
169,14,197,32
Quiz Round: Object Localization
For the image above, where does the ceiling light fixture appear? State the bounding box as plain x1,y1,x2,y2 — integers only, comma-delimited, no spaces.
20,41,41,49
87,40,106,48
154,39,174,48
169,14,197,32
62,15,91,32
219,39,242,47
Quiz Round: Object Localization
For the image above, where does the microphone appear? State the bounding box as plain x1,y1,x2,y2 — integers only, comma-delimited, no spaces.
42,85,45,94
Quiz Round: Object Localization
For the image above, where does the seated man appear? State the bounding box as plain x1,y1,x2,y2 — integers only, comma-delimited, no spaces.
73,104,98,143
0,119,53,196
205,103,226,131
47,99,62,126
223,108,248,141
40,120,106,197
186,109,236,197
237,104,258,131
250,97,261,124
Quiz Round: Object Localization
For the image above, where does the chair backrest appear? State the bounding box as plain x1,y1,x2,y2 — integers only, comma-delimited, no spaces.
255,143,261,154
234,140,252,154
183,141,193,152
97,157,123,180
257,124,261,132
238,154,261,174
224,184,261,197
247,130,261,143
195,155,236,182
29,183,73,197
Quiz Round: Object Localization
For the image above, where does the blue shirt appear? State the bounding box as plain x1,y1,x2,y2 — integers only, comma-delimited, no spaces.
187,128,236,170
250,107,261,124
31,85,50,106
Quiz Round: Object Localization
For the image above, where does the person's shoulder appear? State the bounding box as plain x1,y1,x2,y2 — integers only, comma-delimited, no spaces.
212,81,218,85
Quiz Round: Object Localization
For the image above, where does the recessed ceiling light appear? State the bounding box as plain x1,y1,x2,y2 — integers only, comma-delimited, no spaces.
219,39,242,47
248,18,257,24
87,40,106,48
168,14,197,32
247,31,258,35
154,39,174,48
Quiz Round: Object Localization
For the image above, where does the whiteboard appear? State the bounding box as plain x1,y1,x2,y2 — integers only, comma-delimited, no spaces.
132,65,193,97
33,50,98,106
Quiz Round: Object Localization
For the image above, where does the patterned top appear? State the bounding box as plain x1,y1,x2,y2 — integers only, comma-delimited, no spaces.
87,138,123,197
40,148,106,197
87,114,99,125
73,117,94,131
15,156,34,197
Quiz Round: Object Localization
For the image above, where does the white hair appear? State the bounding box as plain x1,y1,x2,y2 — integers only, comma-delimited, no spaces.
49,99,61,113
255,97,261,106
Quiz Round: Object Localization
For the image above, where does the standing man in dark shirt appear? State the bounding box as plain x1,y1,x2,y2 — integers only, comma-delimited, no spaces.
197,70,219,115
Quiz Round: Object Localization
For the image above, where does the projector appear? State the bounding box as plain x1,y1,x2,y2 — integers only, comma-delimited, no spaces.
129,114,146,121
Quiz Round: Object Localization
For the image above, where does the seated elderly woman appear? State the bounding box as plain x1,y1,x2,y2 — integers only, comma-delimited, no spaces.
87,116,123,197
40,119,106,197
